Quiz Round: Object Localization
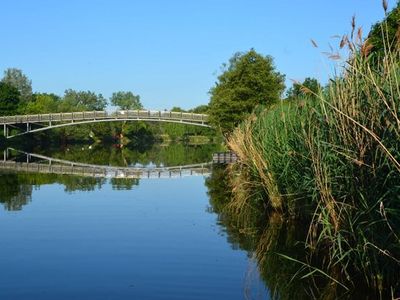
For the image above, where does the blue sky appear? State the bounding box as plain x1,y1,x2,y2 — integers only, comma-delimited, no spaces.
0,0,395,110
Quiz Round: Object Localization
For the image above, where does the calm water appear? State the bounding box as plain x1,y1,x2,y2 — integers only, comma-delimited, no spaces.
0,145,269,300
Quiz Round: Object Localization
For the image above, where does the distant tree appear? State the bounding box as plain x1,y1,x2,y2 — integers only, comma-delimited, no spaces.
368,2,400,58
110,91,142,110
208,49,285,133
59,89,107,111
1,68,32,103
188,105,209,114
24,93,60,114
171,106,186,112
0,82,21,116
286,77,321,100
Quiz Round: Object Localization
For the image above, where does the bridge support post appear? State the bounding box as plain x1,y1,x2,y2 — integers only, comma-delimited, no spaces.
3,149,7,162
3,124,7,138
26,123,31,133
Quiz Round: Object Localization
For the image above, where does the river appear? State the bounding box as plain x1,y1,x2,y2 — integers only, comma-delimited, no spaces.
0,144,269,300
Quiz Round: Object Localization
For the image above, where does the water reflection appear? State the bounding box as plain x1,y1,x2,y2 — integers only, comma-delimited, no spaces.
205,165,388,300
25,142,219,167
205,166,326,299
0,143,218,212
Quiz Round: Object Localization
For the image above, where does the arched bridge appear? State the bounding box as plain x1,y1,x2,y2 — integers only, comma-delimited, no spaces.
1,148,212,179
0,110,211,138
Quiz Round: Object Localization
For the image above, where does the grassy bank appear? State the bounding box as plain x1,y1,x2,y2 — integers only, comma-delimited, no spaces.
226,29,400,297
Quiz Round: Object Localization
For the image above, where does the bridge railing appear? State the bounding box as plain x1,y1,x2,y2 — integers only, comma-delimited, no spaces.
0,110,209,124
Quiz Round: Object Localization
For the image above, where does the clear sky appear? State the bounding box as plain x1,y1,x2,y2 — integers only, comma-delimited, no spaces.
0,0,395,110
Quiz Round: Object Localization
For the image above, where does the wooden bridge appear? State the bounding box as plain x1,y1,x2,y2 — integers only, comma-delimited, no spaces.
0,110,210,138
1,149,212,179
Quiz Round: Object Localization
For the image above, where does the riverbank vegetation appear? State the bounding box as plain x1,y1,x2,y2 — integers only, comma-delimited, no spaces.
208,3,400,299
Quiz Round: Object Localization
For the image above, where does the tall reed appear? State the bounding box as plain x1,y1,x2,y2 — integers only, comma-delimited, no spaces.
227,16,400,297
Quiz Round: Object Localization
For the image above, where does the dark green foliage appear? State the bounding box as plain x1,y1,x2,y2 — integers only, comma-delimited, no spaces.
0,82,21,116
1,68,32,103
0,173,32,211
110,91,142,110
208,49,285,133
368,2,400,57
24,93,60,114
188,104,209,114
170,106,186,112
59,89,107,111
286,77,321,100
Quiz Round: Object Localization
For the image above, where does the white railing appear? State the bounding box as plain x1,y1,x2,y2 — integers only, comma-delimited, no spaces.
0,110,209,124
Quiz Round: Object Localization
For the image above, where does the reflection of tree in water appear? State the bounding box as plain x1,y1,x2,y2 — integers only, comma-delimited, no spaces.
41,142,220,167
205,166,382,300
110,178,139,190
0,142,216,211
61,176,106,192
0,172,140,211
0,173,32,211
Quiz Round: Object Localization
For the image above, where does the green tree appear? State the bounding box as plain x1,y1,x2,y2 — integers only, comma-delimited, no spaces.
208,49,285,133
368,2,400,58
1,68,32,103
170,106,186,112
0,82,21,116
59,89,107,111
285,77,321,100
110,91,142,110
188,104,209,114
24,93,60,114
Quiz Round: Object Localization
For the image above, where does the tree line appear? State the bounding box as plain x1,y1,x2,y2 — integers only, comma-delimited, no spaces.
0,69,143,116
0,69,214,144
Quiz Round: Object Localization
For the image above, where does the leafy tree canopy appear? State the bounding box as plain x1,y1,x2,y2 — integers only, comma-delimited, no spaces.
24,93,60,114
59,89,107,112
208,49,285,133
171,106,186,112
368,2,400,57
1,68,32,103
0,82,21,116
188,104,209,114
286,77,321,100
110,91,142,110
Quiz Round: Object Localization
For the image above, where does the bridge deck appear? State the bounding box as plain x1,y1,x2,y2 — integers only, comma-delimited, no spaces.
1,148,212,179
0,110,208,125
0,161,211,179
1,110,211,138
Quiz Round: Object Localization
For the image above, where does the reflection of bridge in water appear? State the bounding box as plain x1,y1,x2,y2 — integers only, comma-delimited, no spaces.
1,149,212,179
0,110,210,138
